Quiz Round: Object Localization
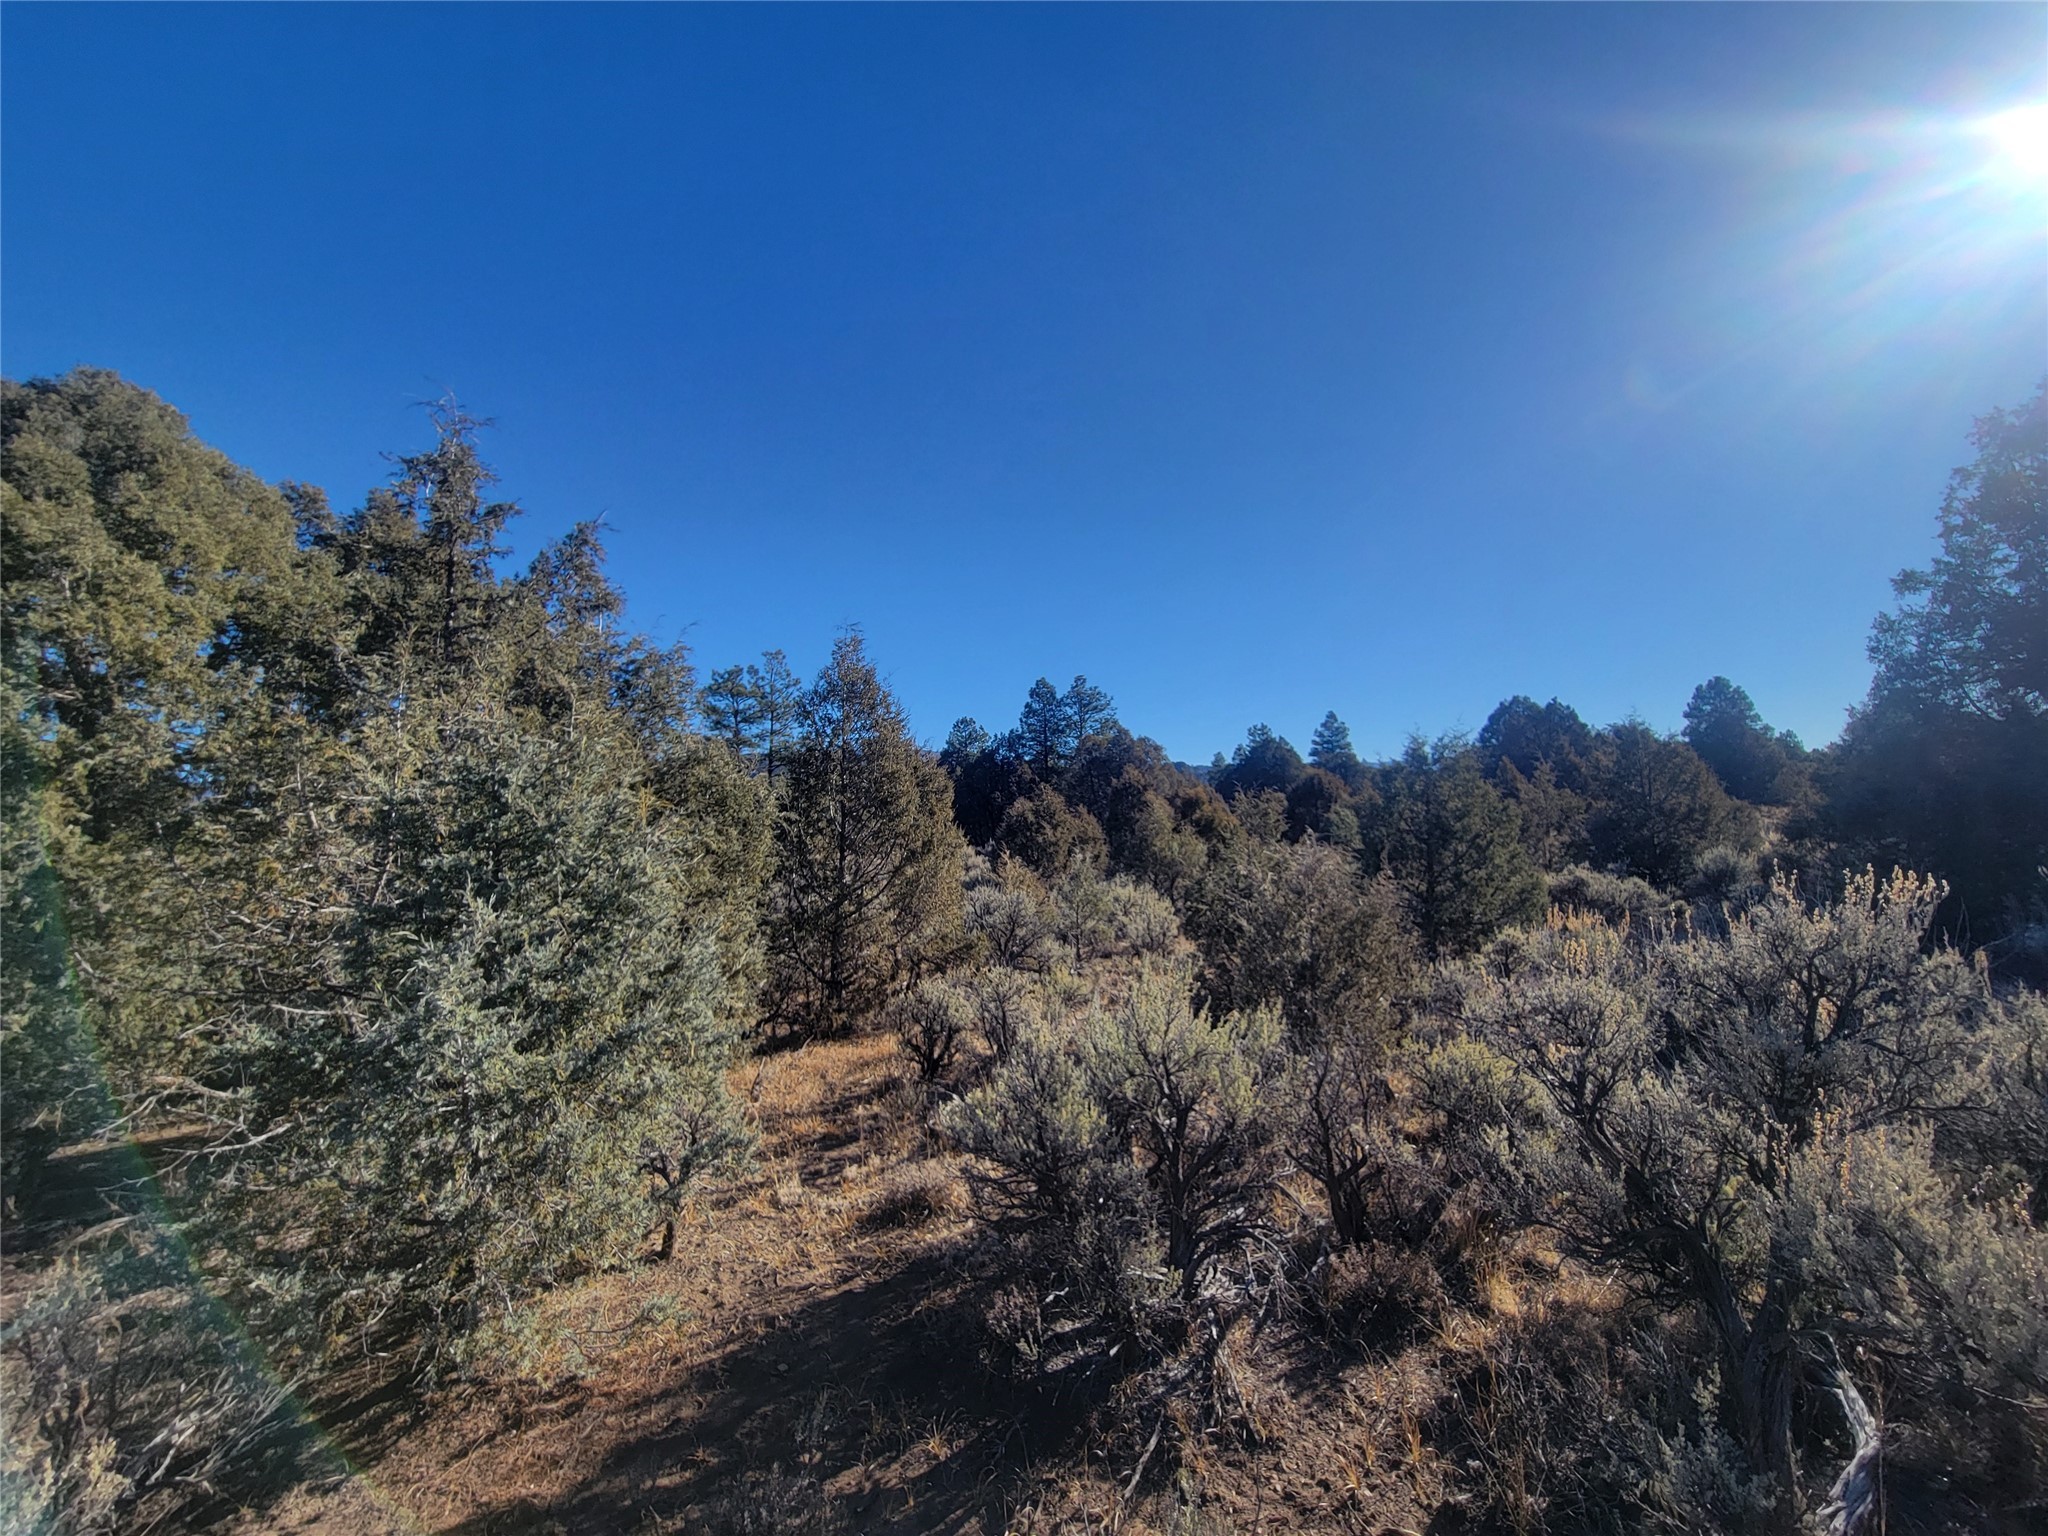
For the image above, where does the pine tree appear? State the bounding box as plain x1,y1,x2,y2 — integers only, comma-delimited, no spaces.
1016,676,1069,772
1062,675,1116,746
699,664,764,754
750,648,804,783
1682,676,1791,804
940,716,993,775
1310,710,1358,772
1833,387,2048,940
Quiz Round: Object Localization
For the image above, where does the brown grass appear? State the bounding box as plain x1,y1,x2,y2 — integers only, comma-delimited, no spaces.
214,1028,1576,1536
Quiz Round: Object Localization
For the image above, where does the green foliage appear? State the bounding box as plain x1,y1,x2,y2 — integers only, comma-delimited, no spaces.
1283,764,1362,847
994,780,1107,877
1,370,323,1130
210,698,753,1366
1309,710,1362,784
2,372,765,1387
1586,722,1750,889
13,367,2047,1536
949,966,1285,1359
1868,386,2046,722
1185,837,1408,1042
964,856,1056,971
946,1016,1161,1356
768,633,967,1035
1682,676,1796,805
698,649,803,781
939,715,992,774
1832,386,2048,945
1478,695,1597,793
1377,735,1548,960
1494,756,1590,871
1087,969,1284,1298
1211,723,1305,802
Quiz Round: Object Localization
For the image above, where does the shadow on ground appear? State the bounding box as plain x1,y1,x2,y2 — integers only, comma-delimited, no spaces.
434,1246,1098,1535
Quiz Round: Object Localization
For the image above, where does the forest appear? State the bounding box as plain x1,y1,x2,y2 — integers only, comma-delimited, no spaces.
2,367,2044,1536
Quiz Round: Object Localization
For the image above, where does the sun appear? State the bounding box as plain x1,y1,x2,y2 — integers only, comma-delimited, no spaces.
1979,103,2048,183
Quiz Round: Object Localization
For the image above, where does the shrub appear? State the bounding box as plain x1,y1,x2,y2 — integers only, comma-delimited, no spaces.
892,976,975,1083
1,1220,310,1536
1087,970,1284,1300
1457,870,2047,1529
1684,844,1759,911
964,864,1054,972
964,966,1039,1064
1545,864,1681,935
946,967,1287,1367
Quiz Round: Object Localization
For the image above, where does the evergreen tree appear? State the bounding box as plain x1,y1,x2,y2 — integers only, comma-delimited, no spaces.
1310,710,1359,773
750,648,804,783
1588,722,1747,889
1212,724,1305,801
1016,676,1068,772
768,633,967,1034
696,649,802,781
1284,765,1361,848
0,370,317,1138
2,372,765,1370
699,663,763,754
940,716,993,775
1378,736,1546,960
214,692,753,1367
1832,387,2048,944
1477,695,1597,792
1062,674,1116,745
1682,676,1792,804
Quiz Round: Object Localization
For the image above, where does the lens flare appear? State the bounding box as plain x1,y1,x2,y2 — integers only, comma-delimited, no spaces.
1980,103,2048,182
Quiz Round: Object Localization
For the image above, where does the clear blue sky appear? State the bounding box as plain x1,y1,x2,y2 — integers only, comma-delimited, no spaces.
5,4,2043,762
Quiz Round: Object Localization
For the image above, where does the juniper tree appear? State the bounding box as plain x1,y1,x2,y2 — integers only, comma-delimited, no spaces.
1376,736,1546,960
0,370,318,1143
1184,837,1407,1042
1586,722,1747,890
767,633,967,1034
211,693,753,1368
2,373,766,1377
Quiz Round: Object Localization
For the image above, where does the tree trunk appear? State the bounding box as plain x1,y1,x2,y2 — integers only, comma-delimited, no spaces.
1817,1349,1883,1536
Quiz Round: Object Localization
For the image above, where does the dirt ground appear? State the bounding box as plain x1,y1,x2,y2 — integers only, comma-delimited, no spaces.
213,1035,1453,1536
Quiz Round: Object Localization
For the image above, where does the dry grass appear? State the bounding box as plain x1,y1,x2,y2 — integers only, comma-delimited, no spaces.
215,1026,1596,1536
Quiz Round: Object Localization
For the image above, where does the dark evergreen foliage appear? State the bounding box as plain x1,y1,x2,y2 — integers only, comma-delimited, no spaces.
1831,385,2048,947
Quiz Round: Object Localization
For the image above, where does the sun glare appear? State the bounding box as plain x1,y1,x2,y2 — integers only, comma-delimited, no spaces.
1980,103,2048,183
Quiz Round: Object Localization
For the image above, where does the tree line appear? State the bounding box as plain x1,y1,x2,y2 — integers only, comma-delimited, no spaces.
2,368,2041,1534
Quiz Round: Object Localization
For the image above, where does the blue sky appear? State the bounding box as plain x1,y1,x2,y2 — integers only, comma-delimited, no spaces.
5,4,2042,762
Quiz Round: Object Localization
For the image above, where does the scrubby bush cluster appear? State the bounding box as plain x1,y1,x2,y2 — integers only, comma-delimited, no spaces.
938,864,2047,1532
